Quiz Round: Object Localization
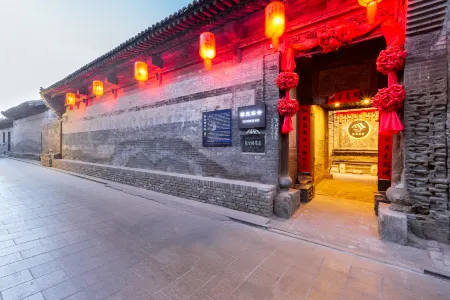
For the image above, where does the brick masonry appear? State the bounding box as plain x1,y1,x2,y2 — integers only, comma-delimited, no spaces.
52,159,277,217
403,5,450,242
42,118,61,155
61,46,280,186
12,110,59,159
54,46,281,215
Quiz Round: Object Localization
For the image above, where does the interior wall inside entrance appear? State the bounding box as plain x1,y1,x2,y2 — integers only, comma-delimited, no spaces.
311,105,328,184
309,107,380,202
329,109,379,177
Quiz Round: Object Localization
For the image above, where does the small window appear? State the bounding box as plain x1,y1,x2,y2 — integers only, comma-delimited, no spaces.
2,132,4,143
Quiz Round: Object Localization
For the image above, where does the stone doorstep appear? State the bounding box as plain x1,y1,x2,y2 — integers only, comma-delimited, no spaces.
424,267,450,281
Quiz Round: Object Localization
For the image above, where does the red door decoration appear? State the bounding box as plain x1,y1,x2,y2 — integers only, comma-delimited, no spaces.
277,45,299,134
274,19,384,135
372,19,407,136
290,21,381,53
298,105,311,173
371,84,405,135
328,89,361,105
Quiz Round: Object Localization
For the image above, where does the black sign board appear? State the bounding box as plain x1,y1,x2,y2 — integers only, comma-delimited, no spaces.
242,134,265,153
238,104,266,129
348,120,370,139
202,109,232,147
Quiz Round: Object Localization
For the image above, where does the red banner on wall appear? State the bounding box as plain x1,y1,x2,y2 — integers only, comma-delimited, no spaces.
298,105,311,173
378,135,393,180
335,109,377,116
328,89,361,105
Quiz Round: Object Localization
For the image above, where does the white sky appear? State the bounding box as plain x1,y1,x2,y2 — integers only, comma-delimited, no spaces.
0,0,192,112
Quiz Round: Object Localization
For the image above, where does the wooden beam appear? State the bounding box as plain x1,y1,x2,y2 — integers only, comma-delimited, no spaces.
151,55,164,68
107,73,119,85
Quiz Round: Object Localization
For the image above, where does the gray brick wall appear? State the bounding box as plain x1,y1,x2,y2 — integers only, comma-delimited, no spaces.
42,119,61,154
404,7,450,242
61,46,280,186
52,159,277,217
13,110,58,157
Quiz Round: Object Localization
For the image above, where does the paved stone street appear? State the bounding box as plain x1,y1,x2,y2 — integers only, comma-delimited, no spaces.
270,175,438,272
0,159,449,300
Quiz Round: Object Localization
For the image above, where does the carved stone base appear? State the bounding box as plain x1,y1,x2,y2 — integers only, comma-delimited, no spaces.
386,187,413,215
378,203,408,245
274,189,300,219
386,187,410,206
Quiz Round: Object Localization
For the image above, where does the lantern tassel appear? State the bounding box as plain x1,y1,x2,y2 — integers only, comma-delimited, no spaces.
272,37,280,50
204,58,212,70
367,1,378,25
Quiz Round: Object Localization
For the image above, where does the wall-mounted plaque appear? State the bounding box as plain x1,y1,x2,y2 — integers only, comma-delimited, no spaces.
242,134,265,153
348,120,370,139
238,103,266,129
202,109,232,147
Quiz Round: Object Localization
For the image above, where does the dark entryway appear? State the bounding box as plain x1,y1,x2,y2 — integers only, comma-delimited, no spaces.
7,132,10,151
296,38,390,195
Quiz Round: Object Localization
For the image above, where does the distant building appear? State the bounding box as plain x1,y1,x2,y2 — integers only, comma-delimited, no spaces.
1,100,59,159
0,118,13,155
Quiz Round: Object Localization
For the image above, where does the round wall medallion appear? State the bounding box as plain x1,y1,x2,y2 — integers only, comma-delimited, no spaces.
348,120,370,139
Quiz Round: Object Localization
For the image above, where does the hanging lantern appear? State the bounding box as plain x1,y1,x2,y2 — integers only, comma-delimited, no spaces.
359,0,382,24
92,80,104,97
134,61,148,82
199,32,216,70
65,93,76,106
265,1,285,50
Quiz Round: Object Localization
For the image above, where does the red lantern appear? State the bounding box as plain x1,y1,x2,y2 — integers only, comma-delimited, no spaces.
199,32,216,70
134,61,148,82
359,0,382,24
92,80,104,97
265,1,285,50
65,93,76,106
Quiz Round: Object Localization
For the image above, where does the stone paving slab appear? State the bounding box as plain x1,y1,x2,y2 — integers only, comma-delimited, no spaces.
0,159,449,300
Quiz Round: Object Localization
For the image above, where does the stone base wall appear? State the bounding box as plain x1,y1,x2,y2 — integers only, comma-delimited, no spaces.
9,153,40,161
52,159,277,217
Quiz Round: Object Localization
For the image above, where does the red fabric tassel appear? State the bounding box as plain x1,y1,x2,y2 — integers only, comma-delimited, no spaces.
388,72,398,87
382,18,405,47
281,116,294,134
379,111,404,136
278,96,299,134
281,46,296,72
